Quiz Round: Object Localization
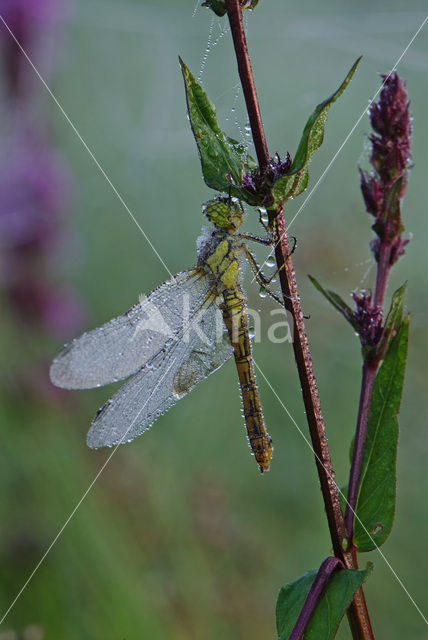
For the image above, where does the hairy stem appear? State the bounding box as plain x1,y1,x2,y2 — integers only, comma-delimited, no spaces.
272,230,374,640
225,1,374,637
226,0,269,169
226,0,347,554
273,220,349,558
347,549,376,640
226,0,348,560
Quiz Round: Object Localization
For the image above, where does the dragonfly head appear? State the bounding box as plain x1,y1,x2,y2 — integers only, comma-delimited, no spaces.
202,196,244,232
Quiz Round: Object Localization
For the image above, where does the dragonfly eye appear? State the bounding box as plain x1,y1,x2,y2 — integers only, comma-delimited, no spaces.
202,196,244,230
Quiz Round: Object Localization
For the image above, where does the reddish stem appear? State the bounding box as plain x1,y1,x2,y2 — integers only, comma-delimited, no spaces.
226,0,347,560
274,219,349,559
225,1,374,637
289,557,344,640
344,361,377,534
226,0,269,169
345,238,392,537
347,548,376,640
374,242,392,309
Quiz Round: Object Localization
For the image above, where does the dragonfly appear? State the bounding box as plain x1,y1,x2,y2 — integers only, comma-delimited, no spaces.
50,197,283,472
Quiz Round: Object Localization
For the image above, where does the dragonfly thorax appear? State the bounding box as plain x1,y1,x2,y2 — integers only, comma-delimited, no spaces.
197,228,243,291
202,196,244,232
198,196,245,290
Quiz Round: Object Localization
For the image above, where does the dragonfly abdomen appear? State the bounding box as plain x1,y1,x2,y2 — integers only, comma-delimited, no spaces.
221,287,273,473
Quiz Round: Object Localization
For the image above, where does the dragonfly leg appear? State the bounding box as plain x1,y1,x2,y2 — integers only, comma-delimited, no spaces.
237,211,275,246
243,247,285,306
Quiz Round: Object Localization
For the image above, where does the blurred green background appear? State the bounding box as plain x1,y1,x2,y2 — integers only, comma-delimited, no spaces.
1,1,427,638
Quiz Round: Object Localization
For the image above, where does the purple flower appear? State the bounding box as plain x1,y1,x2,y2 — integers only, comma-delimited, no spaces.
361,72,411,265
0,129,71,252
359,171,382,217
0,0,64,96
242,152,291,201
352,290,383,347
0,128,85,338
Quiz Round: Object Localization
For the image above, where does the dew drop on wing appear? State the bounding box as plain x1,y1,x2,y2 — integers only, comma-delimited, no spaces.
95,401,112,419
266,256,276,268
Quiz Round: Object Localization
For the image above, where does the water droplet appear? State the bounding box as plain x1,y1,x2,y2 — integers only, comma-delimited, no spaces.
259,287,268,299
258,207,269,225
248,327,256,339
266,256,276,268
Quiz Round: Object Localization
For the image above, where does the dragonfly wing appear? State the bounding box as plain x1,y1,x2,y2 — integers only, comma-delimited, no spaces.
50,269,211,389
87,296,233,448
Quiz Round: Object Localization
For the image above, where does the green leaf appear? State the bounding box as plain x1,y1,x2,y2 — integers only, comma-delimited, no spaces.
272,58,361,209
276,566,372,639
202,0,259,16
202,0,227,16
180,58,259,204
354,317,409,552
308,275,358,331
377,283,406,358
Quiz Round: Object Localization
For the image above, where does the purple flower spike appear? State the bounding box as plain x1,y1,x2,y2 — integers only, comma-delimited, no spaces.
359,171,382,217
361,72,411,266
352,290,383,348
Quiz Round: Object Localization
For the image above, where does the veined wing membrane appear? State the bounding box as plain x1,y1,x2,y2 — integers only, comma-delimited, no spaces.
87,295,233,448
50,269,211,389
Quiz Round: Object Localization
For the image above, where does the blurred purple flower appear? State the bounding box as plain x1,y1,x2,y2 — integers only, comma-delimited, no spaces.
0,130,85,338
0,0,64,96
0,0,83,402
0,130,69,251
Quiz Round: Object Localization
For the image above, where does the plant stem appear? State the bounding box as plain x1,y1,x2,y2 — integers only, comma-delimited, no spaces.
344,361,377,534
225,2,375,637
374,242,392,309
345,239,391,537
226,0,269,169
347,548,376,640
273,219,349,558
289,557,343,640
272,234,374,640
226,0,347,561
